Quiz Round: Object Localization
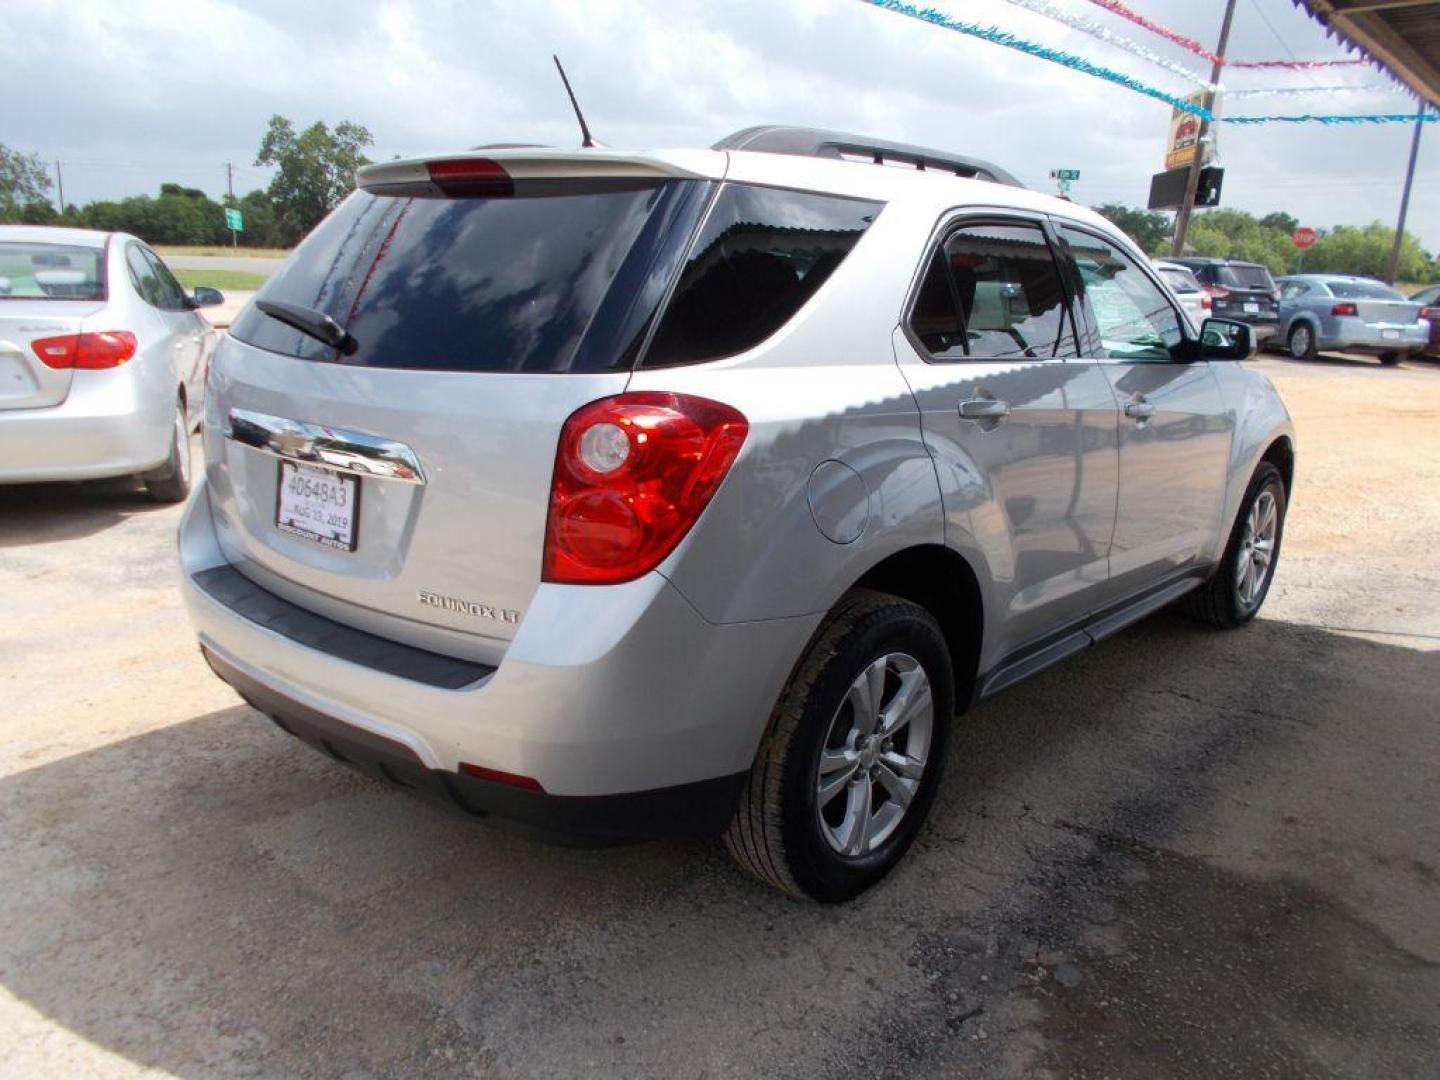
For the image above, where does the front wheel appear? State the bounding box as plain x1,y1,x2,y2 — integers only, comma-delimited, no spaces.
1287,322,1316,361
725,590,954,902
1182,462,1286,628
1379,351,1403,367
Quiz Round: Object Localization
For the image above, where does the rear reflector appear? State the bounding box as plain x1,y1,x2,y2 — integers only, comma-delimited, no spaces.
1332,303,1359,317
459,761,546,793
31,331,138,370
426,158,514,197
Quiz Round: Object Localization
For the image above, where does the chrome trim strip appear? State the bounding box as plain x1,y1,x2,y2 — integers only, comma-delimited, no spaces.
224,408,426,485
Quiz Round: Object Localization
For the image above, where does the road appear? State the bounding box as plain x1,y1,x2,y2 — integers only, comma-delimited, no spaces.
162,254,283,276
1,353,1437,1078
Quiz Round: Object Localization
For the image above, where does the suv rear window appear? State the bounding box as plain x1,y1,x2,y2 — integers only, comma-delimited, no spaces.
640,185,881,367
1218,263,1275,290
230,183,705,373
0,242,106,300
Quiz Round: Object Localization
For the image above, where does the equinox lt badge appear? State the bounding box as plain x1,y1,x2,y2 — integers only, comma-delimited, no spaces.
418,590,520,624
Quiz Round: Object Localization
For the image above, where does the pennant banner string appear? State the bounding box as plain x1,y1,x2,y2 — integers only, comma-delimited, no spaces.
1083,0,1370,68
861,2,1430,125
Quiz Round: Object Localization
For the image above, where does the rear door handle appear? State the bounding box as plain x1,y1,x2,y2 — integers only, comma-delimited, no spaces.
958,399,1011,420
1124,399,1155,420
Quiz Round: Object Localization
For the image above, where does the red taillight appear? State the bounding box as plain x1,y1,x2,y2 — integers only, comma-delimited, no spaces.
543,392,749,585
31,331,137,370
1272,289,1282,302
1205,286,1230,301
1201,293,1213,310
1421,306,1438,320
426,158,514,197
459,762,545,793
1332,303,1359,317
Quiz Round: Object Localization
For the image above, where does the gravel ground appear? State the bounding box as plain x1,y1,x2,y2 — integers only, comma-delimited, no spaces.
1,352,1437,1078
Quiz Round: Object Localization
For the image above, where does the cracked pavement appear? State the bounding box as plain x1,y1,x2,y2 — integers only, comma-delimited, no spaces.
1,353,1437,1078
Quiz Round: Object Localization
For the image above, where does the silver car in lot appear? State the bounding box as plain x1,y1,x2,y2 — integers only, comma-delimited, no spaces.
0,225,223,500
1153,259,1210,328
1276,273,1429,365
178,127,1295,900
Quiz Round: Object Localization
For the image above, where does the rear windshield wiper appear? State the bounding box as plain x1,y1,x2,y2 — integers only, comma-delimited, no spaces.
256,300,359,357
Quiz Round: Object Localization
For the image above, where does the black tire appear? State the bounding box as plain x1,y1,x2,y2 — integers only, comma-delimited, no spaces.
1379,351,1403,367
724,589,954,902
144,397,193,504
1287,322,1317,361
1182,462,1286,629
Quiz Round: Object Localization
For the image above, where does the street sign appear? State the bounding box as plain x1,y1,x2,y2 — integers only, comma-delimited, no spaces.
1050,169,1081,181
224,208,244,232
1292,227,1317,250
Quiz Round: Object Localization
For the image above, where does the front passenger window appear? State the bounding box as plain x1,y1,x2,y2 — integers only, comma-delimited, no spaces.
1057,226,1183,361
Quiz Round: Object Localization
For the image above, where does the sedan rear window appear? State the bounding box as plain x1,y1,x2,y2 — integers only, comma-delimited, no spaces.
0,242,106,300
1327,280,1405,301
1218,264,1275,290
1158,267,1201,294
230,183,705,373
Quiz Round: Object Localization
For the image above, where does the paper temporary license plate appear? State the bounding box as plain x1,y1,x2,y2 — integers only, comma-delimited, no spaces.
1243,302,1260,313
1383,329,1401,340
276,462,359,551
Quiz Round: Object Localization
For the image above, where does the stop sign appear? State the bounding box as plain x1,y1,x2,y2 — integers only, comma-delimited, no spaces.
1292,227,1317,250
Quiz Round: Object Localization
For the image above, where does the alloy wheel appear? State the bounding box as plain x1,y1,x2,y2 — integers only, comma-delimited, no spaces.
815,652,934,857
1235,489,1278,609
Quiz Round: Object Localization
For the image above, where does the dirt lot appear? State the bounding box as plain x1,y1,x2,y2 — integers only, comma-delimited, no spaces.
2,353,1437,1078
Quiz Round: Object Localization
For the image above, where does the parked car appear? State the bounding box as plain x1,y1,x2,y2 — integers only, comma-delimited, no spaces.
0,225,223,500
1171,256,1281,343
1410,283,1440,357
178,127,1295,901
1277,274,1429,364
1154,259,1210,326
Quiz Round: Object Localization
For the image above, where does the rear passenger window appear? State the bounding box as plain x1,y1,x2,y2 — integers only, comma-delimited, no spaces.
641,185,881,367
126,244,163,308
908,221,1075,360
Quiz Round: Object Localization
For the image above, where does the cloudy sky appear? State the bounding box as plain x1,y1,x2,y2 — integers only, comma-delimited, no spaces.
5,0,1437,248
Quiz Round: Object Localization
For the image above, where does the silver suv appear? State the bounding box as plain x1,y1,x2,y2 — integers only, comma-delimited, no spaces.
179,127,1295,902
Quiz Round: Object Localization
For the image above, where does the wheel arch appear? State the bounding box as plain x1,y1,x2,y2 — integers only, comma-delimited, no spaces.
1261,434,1294,496
847,543,984,714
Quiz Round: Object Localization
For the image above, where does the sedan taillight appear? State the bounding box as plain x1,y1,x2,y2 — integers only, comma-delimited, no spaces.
543,392,749,585
30,331,138,370
1332,303,1359,317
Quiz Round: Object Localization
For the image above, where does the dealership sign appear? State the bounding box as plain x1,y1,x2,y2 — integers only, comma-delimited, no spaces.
1165,93,1208,171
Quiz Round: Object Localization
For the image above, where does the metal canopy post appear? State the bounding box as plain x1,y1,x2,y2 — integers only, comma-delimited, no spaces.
1386,99,1428,283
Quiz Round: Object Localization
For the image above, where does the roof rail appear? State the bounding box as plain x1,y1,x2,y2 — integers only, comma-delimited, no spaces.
713,125,1024,189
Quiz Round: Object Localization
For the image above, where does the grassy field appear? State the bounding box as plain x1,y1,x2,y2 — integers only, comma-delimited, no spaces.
172,268,269,291
154,245,290,259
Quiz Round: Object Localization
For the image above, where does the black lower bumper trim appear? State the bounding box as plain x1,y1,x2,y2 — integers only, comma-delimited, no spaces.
202,647,746,845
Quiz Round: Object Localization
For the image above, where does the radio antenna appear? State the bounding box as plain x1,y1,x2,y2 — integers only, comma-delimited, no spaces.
552,55,597,148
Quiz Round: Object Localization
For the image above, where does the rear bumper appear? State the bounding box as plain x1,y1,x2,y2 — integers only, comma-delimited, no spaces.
203,647,746,843
1320,319,1430,353
179,480,819,831
0,370,170,483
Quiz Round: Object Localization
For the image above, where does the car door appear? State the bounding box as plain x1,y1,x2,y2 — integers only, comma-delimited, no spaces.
1052,222,1233,605
141,247,207,418
894,215,1119,665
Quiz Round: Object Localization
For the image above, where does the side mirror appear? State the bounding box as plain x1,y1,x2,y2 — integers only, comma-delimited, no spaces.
1199,317,1255,361
191,286,224,308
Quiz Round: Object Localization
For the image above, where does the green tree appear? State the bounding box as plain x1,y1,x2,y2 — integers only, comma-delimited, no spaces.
1259,211,1299,235
256,115,373,245
1303,222,1430,283
1,144,54,221
1093,203,1172,255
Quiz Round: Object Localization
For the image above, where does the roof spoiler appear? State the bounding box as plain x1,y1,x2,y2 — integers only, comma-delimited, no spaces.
714,125,1024,189
356,150,724,198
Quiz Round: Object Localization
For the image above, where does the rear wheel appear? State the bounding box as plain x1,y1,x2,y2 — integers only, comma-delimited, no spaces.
1287,322,1316,361
1182,462,1286,628
144,397,192,504
724,590,954,902
1380,351,1403,367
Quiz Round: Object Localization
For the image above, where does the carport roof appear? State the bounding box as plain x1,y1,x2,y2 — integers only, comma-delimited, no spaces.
1292,0,1440,107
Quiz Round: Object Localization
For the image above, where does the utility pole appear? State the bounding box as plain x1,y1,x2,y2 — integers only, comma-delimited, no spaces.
54,161,65,215
1171,0,1237,257
1385,99,1427,284
226,162,237,248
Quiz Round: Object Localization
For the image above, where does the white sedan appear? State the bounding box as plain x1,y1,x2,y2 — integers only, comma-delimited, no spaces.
0,225,223,501
1154,259,1211,329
